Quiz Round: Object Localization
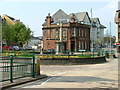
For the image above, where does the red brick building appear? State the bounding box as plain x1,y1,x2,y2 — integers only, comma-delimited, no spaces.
42,9,90,53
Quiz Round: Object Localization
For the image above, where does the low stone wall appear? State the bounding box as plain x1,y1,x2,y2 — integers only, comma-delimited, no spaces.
39,56,107,65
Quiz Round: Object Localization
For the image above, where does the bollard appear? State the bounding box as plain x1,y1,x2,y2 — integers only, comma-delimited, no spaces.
37,59,40,75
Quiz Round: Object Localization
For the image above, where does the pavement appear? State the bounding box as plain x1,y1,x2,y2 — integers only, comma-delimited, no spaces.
1,75,48,90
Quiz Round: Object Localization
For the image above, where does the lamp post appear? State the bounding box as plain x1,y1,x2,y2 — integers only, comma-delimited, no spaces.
110,22,112,54
90,8,94,52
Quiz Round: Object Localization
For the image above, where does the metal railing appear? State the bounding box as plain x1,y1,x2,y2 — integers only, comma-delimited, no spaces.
0,55,36,83
37,50,115,58
1,49,115,59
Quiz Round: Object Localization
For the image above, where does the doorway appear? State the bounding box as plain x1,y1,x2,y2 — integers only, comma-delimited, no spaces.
71,41,75,52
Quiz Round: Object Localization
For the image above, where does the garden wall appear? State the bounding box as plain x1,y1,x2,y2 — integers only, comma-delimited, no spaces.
39,56,107,65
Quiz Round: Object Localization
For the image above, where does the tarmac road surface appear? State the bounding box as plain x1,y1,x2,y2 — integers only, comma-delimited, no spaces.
7,57,118,89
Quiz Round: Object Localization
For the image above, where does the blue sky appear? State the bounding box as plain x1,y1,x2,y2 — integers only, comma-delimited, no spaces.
0,0,119,36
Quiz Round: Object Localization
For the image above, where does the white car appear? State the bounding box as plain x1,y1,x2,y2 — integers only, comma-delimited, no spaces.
13,46,19,51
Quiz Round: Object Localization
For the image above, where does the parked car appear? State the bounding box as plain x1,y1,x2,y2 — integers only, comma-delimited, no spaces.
2,46,14,52
13,46,19,51
43,49,56,54
25,47,33,50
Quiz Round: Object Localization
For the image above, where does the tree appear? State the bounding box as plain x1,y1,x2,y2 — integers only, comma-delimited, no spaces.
2,20,32,47
2,19,11,46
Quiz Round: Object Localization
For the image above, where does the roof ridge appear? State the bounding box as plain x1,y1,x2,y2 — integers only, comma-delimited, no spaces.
4,14,15,20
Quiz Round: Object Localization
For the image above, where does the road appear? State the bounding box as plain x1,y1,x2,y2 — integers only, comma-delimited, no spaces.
8,57,118,89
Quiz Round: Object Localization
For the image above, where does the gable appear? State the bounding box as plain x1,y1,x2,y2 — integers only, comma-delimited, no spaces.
73,12,86,22
52,9,71,23
96,18,100,24
83,13,91,24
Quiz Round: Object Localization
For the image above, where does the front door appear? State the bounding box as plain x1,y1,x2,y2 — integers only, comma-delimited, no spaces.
71,41,75,52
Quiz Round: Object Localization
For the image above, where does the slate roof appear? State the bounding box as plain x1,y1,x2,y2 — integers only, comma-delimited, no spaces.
43,9,105,28
90,18,100,23
100,24,106,28
5,14,15,21
52,9,71,23
69,12,87,22
43,9,71,25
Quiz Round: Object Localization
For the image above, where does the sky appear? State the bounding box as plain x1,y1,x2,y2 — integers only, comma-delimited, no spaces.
0,0,119,37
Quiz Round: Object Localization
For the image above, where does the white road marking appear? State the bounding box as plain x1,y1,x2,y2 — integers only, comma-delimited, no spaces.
46,72,66,76
40,78,52,85
23,72,66,88
23,78,52,88
55,72,66,76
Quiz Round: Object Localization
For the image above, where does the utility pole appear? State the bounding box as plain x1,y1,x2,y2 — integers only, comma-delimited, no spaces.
110,22,112,53
90,8,94,52
91,8,92,18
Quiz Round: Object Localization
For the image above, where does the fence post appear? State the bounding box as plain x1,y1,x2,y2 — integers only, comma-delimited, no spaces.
92,51,94,57
32,50,35,78
14,51,16,56
52,50,53,58
10,55,13,83
67,51,69,58
82,51,83,57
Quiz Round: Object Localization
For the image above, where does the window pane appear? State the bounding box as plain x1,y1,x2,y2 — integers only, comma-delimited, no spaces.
56,29,59,38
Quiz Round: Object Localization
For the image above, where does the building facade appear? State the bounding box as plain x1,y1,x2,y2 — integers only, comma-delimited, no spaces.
42,9,90,53
24,36,43,50
90,18,106,50
0,15,2,55
69,12,105,51
115,10,120,53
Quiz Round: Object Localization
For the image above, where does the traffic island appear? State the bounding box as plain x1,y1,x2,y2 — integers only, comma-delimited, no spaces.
40,56,107,65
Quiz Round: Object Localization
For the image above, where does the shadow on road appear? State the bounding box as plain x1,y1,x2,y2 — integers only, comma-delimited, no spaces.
48,76,116,83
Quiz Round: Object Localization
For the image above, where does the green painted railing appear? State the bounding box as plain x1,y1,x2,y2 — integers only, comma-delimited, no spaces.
0,55,36,83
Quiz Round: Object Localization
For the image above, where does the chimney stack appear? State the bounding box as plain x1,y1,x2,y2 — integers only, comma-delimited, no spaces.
45,13,53,27
71,13,75,23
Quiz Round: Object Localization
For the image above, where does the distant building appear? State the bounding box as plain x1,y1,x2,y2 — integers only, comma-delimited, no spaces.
42,9,90,53
118,1,120,10
24,36,43,50
2,14,20,25
90,18,106,40
90,18,106,50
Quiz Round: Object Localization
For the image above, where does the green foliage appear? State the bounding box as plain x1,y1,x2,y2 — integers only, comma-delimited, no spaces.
2,19,11,46
2,20,32,47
